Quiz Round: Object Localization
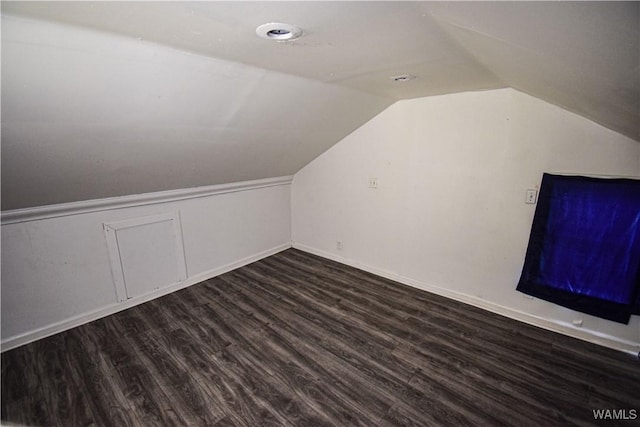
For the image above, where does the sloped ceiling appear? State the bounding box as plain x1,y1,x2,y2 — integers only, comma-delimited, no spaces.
1,1,638,210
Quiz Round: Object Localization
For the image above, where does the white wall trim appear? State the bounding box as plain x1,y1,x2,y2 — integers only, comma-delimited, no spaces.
0,243,291,352
1,176,294,225
293,243,640,355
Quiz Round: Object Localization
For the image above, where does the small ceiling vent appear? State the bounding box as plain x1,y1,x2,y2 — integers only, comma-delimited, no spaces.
256,23,303,41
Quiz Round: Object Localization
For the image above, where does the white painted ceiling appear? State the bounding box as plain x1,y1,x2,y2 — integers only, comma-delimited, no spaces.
2,1,638,209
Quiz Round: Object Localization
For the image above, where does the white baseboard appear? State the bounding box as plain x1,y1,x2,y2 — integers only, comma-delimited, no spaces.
1,243,291,352
293,243,640,355
6,241,637,355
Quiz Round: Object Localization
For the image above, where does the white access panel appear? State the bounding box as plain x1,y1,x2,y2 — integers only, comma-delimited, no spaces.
104,212,187,302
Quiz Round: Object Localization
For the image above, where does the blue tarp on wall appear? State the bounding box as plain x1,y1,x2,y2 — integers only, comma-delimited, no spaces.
517,173,640,324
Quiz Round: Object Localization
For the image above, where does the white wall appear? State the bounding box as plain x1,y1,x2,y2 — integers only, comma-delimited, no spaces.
1,178,292,350
4,88,638,354
292,88,640,353
1,14,391,210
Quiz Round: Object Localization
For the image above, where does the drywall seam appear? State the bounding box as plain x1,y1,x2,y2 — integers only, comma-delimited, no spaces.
293,242,639,355
1,176,293,225
0,243,292,352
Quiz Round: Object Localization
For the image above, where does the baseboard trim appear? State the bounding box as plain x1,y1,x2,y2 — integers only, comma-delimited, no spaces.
1,176,293,225
1,243,291,352
293,243,640,355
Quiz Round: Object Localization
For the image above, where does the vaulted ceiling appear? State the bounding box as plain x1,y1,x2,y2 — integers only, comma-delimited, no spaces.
2,2,638,210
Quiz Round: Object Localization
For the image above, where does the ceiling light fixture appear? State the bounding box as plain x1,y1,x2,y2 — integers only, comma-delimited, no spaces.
390,74,416,82
256,23,303,41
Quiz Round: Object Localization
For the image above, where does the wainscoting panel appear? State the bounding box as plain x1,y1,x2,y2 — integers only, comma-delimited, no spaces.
1,177,292,350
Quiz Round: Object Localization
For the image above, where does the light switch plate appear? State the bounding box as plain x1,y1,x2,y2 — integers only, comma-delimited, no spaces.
525,189,537,204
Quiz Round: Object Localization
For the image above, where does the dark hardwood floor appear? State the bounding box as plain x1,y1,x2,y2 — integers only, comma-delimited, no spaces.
2,249,639,426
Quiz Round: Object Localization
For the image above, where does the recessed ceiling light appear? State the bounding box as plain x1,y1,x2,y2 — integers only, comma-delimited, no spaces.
390,74,416,82
256,23,303,41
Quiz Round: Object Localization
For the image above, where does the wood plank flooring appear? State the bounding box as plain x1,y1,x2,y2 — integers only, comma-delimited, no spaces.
2,249,639,426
